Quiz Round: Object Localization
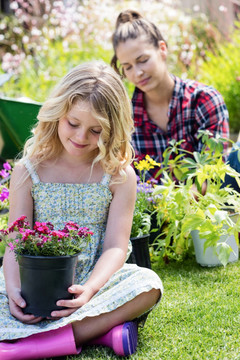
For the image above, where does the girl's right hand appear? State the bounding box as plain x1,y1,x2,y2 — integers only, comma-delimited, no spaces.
8,287,43,324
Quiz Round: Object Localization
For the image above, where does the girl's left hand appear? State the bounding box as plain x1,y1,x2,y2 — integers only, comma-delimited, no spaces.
50,284,95,318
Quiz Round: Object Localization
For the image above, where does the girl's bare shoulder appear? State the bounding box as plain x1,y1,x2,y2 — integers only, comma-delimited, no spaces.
10,161,32,188
110,164,136,192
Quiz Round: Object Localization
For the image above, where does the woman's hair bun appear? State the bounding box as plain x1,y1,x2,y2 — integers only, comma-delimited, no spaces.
116,9,142,27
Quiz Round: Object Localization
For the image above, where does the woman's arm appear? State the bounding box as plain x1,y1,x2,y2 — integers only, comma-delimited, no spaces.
195,88,229,154
3,163,42,323
52,165,137,317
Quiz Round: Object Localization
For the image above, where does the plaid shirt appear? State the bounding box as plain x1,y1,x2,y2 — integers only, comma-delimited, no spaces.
132,75,229,180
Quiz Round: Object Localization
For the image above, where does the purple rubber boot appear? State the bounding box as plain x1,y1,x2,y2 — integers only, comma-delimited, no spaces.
88,321,138,356
0,324,81,360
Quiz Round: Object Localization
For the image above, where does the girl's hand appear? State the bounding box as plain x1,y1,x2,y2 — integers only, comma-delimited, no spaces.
50,284,95,318
8,287,43,324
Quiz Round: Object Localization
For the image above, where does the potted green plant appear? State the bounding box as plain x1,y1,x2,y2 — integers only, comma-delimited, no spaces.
0,215,93,316
128,183,152,269
152,131,240,267
128,155,161,269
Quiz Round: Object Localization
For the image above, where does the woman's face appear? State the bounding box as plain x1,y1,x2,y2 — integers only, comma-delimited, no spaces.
116,35,168,93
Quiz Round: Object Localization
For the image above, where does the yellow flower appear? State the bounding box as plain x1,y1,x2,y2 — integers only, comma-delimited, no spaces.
135,159,153,171
134,155,161,172
145,155,161,167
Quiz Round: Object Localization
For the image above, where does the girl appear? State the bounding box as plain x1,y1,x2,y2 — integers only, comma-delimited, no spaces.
111,9,231,181
0,61,162,359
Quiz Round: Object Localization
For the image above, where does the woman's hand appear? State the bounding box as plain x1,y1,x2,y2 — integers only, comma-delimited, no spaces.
50,284,95,318
7,287,43,324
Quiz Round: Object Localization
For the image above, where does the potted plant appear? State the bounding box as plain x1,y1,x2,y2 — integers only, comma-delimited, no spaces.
0,215,93,316
152,131,240,267
128,155,161,269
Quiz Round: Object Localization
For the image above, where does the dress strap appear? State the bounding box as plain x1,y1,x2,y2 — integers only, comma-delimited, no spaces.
23,159,40,184
101,173,111,186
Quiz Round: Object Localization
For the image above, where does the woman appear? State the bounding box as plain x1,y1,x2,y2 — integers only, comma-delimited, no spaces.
111,9,230,181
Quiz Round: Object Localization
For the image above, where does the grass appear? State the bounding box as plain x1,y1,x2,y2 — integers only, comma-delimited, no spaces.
65,257,240,360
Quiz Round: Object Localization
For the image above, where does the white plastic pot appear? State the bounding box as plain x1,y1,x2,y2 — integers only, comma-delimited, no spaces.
191,229,239,267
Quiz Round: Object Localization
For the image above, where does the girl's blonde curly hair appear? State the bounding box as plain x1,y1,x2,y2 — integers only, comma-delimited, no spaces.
22,61,134,182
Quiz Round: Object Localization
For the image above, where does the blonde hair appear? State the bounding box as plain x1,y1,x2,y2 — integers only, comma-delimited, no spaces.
111,9,166,77
22,61,134,182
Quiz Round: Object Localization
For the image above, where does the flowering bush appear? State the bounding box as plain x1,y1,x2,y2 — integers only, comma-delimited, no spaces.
0,216,93,257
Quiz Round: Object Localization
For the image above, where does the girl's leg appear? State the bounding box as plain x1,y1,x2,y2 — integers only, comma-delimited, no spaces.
0,288,160,359
73,288,160,344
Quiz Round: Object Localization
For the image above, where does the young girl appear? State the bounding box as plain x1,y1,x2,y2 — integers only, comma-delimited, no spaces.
0,61,162,359
111,9,232,181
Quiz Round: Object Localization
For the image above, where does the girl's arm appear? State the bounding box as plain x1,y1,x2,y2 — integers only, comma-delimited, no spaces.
3,163,42,323
52,165,137,317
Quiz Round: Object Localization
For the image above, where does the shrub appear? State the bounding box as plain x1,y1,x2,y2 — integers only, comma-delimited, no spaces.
196,23,240,132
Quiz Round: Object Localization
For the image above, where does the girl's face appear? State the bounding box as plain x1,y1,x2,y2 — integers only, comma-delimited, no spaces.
116,36,168,93
58,101,102,160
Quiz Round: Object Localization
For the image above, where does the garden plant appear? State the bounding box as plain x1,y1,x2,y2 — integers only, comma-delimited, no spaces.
0,215,93,257
152,131,240,266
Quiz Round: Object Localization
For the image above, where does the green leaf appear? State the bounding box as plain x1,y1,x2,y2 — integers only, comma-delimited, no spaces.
217,242,232,267
214,210,228,224
181,214,205,233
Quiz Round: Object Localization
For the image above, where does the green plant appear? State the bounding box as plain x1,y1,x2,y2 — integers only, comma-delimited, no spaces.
196,23,240,132
0,216,93,257
152,131,240,266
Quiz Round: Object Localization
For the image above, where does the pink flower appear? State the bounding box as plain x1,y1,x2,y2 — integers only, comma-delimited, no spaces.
8,216,29,232
0,188,9,202
3,162,11,171
51,230,66,239
64,221,79,231
34,222,51,234
21,229,35,241
0,170,9,178
8,242,16,251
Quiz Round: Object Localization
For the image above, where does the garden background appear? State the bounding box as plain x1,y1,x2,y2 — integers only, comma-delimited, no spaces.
0,1,240,359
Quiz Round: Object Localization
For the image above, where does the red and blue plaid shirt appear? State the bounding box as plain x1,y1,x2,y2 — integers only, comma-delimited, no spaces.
131,75,229,180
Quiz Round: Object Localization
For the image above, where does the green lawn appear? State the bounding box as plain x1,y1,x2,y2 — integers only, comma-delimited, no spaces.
66,257,240,360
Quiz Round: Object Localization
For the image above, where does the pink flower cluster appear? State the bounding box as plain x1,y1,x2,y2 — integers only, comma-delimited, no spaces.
0,215,93,257
0,188,9,202
0,162,11,179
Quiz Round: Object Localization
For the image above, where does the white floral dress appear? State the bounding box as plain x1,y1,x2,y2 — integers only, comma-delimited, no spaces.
0,159,163,340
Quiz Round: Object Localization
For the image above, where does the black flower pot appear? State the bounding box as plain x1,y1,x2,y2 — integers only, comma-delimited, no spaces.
18,253,79,317
127,234,151,269
149,212,161,249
